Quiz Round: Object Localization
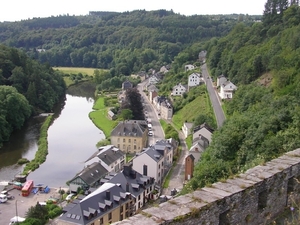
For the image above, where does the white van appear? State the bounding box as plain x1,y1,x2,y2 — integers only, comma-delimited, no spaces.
0,193,7,203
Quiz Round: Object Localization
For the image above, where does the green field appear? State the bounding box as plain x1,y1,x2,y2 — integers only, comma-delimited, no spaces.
89,97,118,138
54,67,107,76
172,93,214,130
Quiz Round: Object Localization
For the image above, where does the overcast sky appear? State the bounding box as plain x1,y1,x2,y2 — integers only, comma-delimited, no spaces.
1,0,266,22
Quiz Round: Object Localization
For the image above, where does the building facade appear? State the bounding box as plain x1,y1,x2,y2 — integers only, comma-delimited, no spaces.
110,120,148,154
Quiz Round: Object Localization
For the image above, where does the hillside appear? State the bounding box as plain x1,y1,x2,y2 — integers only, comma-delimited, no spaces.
184,2,300,192
0,11,260,76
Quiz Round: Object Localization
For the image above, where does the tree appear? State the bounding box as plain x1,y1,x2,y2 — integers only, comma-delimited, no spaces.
121,88,144,120
120,109,133,120
26,202,48,223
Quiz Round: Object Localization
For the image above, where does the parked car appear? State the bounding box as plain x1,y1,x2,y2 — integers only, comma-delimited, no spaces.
148,131,153,136
66,193,75,201
1,191,14,200
9,216,26,224
0,193,7,203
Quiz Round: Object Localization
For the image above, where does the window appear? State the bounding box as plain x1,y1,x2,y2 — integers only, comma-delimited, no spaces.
134,139,136,143
100,218,103,225
158,172,160,177
117,144,120,148
120,205,123,213
117,138,120,142
126,203,129,210
134,145,137,150
138,195,141,200
108,212,112,220
128,139,131,143
123,138,126,142
120,214,123,221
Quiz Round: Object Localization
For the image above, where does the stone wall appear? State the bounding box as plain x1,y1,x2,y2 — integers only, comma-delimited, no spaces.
112,148,300,225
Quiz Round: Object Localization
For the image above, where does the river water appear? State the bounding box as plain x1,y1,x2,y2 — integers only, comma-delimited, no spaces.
0,82,104,189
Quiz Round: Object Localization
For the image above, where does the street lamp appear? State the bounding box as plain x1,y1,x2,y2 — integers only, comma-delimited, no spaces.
15,200,19,222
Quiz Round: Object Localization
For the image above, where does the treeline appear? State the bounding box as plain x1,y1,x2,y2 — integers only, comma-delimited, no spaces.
184,2,300,191
0,45,66,147
0,10,260,76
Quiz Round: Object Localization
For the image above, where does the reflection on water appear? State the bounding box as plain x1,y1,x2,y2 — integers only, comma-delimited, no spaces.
0,81,104,189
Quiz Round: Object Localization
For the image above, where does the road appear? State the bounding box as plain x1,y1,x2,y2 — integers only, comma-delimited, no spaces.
137,81,165,145
201,64,226,128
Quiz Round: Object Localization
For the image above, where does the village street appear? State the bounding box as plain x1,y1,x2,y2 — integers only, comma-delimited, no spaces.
138,63,226,197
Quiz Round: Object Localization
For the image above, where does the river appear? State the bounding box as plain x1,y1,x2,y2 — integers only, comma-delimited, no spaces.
0,82,105,189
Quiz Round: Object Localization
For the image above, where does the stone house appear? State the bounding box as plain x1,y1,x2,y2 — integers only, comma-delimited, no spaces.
122,80,133,90
110,120,148,154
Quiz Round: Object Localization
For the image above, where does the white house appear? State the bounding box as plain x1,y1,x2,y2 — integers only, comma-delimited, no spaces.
171,83,187,96
193,123,214,144
220,81,238,99
188,73,202,87
182,122,194,138
132,146,164,185
148,74,160,85
85,145,126,173
185,64,195,71
217,74,227,87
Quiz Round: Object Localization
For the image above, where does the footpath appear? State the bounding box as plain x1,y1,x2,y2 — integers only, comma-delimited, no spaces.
161,123,188,196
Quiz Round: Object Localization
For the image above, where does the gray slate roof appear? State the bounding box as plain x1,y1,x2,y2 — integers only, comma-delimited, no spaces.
59,183,131,225
70,162,108,187
104,163,154,198
111,121,147,137
98,145,125,166
136,146,163,162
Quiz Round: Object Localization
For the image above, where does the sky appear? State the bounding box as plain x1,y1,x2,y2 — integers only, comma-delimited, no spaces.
1,0,266,22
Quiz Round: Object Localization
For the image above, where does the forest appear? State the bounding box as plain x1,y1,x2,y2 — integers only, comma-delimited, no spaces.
184,0,300,191
0,10,260,76
0,45,66,147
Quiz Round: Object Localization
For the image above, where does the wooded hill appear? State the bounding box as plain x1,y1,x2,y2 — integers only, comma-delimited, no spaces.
183,1,300,192
0,45,66,147
0,10,260,76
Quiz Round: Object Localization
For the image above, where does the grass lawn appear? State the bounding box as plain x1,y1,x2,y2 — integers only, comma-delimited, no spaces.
159,119,169,131
185,135,193,149
54,67,104,76
93,97,105,110
89,97,118,137
172,93,213,130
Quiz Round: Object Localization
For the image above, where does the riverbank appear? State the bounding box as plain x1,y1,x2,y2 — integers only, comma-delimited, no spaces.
22,115,53,175
89,95,118,138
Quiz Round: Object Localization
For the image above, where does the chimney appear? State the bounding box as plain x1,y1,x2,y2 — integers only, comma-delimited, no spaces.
123,163,132,176
143,165,148,176
126,183,130,192
106,190,110,200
